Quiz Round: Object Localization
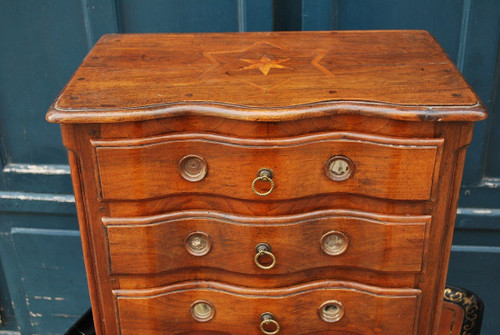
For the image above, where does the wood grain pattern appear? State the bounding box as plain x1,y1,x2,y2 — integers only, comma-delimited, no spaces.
104,210,429,275
438,301,465,335
114,266,419,291
115,281,421,335
48,31,487,335
106,193,434,218
94,132,443,201
46,31,486,124
99,114,437,140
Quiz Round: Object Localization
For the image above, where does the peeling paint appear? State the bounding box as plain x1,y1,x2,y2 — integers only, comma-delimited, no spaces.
481,180,500,188
471,209,492,214
2,163,70,175
0,191,75,203
33,296,66,301
457,207,500,216
52,313,79,318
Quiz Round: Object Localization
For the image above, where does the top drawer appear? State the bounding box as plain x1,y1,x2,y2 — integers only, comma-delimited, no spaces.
93,132,442,201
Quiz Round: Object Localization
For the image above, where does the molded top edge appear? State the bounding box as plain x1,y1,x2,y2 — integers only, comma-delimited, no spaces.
47,100,486,123
47,30,487,123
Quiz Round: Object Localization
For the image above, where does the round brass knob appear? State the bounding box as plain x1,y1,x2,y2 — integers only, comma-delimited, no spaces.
260,313,280,334
185,232,212,256
191,300,215,322
320,231,348,256
179,155,208,182
254,243,276,270
252,168,275,196
319,300,344,323
325,156,353,181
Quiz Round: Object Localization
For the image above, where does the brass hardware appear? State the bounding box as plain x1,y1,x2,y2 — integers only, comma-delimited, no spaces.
191,300,215,322
318,301,344,323
254,243,276,270
325,156,353,181
185,232,212,256
320,231,348,256
260,312,280,334
252,168,275,196
179,155,208,182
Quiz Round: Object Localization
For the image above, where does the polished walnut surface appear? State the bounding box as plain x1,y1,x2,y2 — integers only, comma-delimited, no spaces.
47,30,485,123
48,31,486,335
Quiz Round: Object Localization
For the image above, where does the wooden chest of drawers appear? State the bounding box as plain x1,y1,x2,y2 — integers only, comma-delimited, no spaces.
47,31,486,334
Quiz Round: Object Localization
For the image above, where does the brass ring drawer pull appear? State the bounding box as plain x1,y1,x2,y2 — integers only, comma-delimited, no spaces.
252,168,274,196
254,243,276,270
260,312,280,334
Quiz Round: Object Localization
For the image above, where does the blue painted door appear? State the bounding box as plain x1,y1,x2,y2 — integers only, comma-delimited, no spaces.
0,1,498,334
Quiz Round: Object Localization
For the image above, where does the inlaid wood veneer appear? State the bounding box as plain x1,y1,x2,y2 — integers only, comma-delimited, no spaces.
48,31,486,335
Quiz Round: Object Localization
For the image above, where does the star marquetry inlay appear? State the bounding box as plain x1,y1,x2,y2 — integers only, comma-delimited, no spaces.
199,41,332,91
240,55,290,76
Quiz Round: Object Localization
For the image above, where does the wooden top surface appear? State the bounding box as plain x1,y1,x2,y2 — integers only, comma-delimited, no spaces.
47,30,486,123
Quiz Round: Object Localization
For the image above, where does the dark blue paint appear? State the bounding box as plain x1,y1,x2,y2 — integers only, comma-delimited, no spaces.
243,0,274,32
0,167,73,195
11,228,89,334
84,0,120,46
273,0,303,31
0,192,75,215
119,0,241,33
0,0,89,165
0,261,18,331
459,184,500,208
484,44,500,177
448,247,500,334
334,0,465,61
0,214,83,334
460,0,500,184
301,0,336,30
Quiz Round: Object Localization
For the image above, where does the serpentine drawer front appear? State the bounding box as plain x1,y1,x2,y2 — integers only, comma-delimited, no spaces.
115,281,421,335
103,210,430,275
47,31,486,335
93,133,443,201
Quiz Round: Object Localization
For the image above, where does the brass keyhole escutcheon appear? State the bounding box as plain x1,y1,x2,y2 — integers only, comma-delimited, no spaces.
318,300,344,323
191,300,215,322
179,155,208,182
260,312,280,334
185,232,212,256
325,156,354,181
321,231,349,256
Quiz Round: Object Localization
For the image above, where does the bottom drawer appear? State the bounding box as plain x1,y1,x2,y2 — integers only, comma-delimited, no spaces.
115,281,421,335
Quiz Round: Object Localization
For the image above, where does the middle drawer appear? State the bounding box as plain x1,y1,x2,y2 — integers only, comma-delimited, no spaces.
103,210,429,275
